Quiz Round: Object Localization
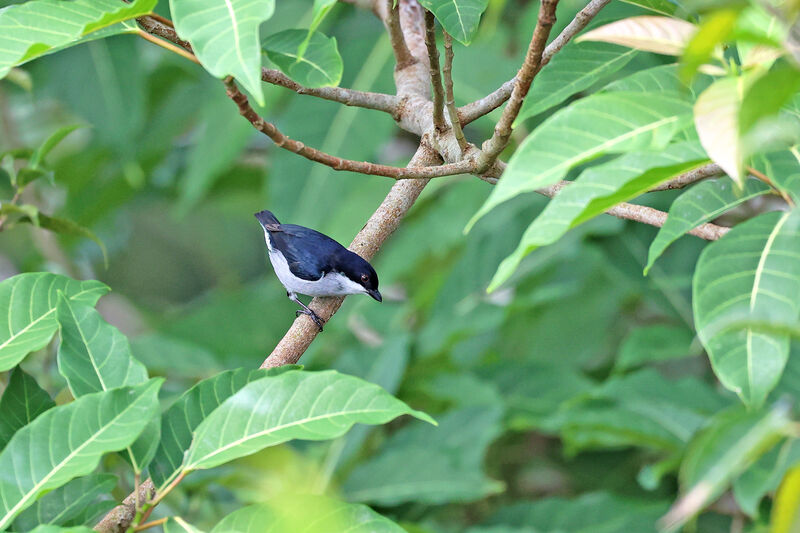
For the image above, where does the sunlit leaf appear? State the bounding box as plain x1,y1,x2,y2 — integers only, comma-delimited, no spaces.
0,367,54,452
418,0,489,45
169,0,275,106
0,273,108,372
693,210,800,407
645,178,770,274
0,380,162,530
578,16,697,56
263,30,343,88
680,9,737,81
772,464,800,533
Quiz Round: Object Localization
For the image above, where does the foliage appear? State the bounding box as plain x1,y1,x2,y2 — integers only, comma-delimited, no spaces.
0,0,799,531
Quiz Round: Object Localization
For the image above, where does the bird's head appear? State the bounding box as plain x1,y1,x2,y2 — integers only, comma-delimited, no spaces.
341,256,381,302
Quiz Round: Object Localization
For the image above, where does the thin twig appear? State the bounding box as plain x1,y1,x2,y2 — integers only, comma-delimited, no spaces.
649,163,723,191
424,10,447,133
224,78,475,179
459,0,612,125
135,30,200,64
747,166,794,205
443,31,467,153
133,517,168,532
476,0,559,172
386,0,416,69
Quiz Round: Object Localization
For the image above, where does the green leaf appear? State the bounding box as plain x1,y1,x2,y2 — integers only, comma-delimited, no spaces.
12,474,116,530
295,0,338,62
149,367,285,488
693,210,800,407
772,464,800,533
343,406,504,505
0,367,55,451
169,0,275,106
183,370,434,472
29,125,85,171
56,296,148,398
602,63,709,98
164,517,206,533
740,64,800,136
0,379,162,530
645,178,770,274
466,92,692,233
619,0,681,15
578,16,697,56
0,0,156,78
752,148,800,204
0,273,108,372
680,9,738,81
615,324,696,370
515,42,638,124
733,439,800,517
661,402,793,531
27,526,95,533
486,142,708,291
418,0,489,45
263,30,343,88
211,496,405,532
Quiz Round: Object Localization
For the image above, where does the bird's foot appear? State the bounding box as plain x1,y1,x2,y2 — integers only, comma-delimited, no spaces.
295,308,324,331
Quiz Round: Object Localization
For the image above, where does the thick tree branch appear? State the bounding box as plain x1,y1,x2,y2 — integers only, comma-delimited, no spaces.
424,10,447,133
94,480,155,533
262,144,441,368
459,0,612,125
443,31,467,153
476,0,559,172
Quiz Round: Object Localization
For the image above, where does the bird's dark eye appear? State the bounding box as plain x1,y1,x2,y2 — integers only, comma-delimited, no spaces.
361,273,369,283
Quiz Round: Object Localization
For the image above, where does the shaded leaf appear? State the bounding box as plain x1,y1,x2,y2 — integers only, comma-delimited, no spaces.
211,496,405,532
418,0,489,45
515,42,638,124
183,370,434,472
263,30,343,88
693,210,800,407
0,273,108,372
740,64,800,136
645,178,770,274
578,16,697,56
0,367,54,451
29,125,85,170
615,324,696,370
0,379,162,530
12,474,116,530
170,0,275,106
733,439,800,517
467,92,692,233
18,212,108,266
0,0,156,78
752,148,800,204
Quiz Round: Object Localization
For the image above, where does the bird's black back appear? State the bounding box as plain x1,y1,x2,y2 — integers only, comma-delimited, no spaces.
267,224,360,281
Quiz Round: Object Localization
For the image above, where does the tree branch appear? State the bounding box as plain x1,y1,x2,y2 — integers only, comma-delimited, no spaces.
443,31,467,153
649,163,723,191
476,0,559,172
385,0,417,69
261,144,441,368
424,10,447,133
94,479,155,533
459,0,612,125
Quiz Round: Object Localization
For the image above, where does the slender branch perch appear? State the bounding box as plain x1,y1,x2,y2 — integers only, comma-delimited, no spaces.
649,163,722,191
424,10,447,133
443,31,467,153
476,0,559,172
386,0,417,69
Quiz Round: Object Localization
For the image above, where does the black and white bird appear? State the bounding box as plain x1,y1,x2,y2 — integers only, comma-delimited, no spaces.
255,210,381,330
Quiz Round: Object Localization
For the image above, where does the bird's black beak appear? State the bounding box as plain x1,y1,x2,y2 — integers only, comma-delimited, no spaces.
368,289,382,302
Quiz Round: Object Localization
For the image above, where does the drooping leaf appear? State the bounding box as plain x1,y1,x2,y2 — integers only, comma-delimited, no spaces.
0,379,162,530
169,0,275,106
28,125,85,171
578,16,697,56
263,30,343,88
418,0,489,45
0,367,55,451
0,273,108,372
515,42,638,124
466,92,692,233
486,142,708,291
615,324,696,370
0,0,156,79
693,210,800,407
343,406,504,505
211,496,405,533
12,474,116,531
661,402,793,531
18,212,107,266
183,370,434,472
149,367,289,488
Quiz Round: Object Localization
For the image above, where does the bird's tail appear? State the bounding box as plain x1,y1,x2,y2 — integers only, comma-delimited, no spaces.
254,210,280,227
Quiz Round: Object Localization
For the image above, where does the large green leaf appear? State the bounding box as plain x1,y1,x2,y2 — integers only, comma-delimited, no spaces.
693,210,800,407
56,296,148,398
752,148,800,204
0,0,156,79
263,30,343,88
0,379,162,530
169,0,275,106
487,142,708,290
418,0,489,45
183,370,434,471
0,273,108,372
619,0,680,15
12,474,116,531
343,406,503,505
0,367,55,452
211,496,405,532
645,178,770,275
466,92,692,232
149,367,284,488
515,43,637,124
602,63,705,97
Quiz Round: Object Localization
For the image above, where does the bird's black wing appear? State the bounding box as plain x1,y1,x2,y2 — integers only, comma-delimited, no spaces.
267,224,348,281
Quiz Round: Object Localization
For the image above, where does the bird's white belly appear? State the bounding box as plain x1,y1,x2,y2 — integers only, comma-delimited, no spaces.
268,248,366,297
